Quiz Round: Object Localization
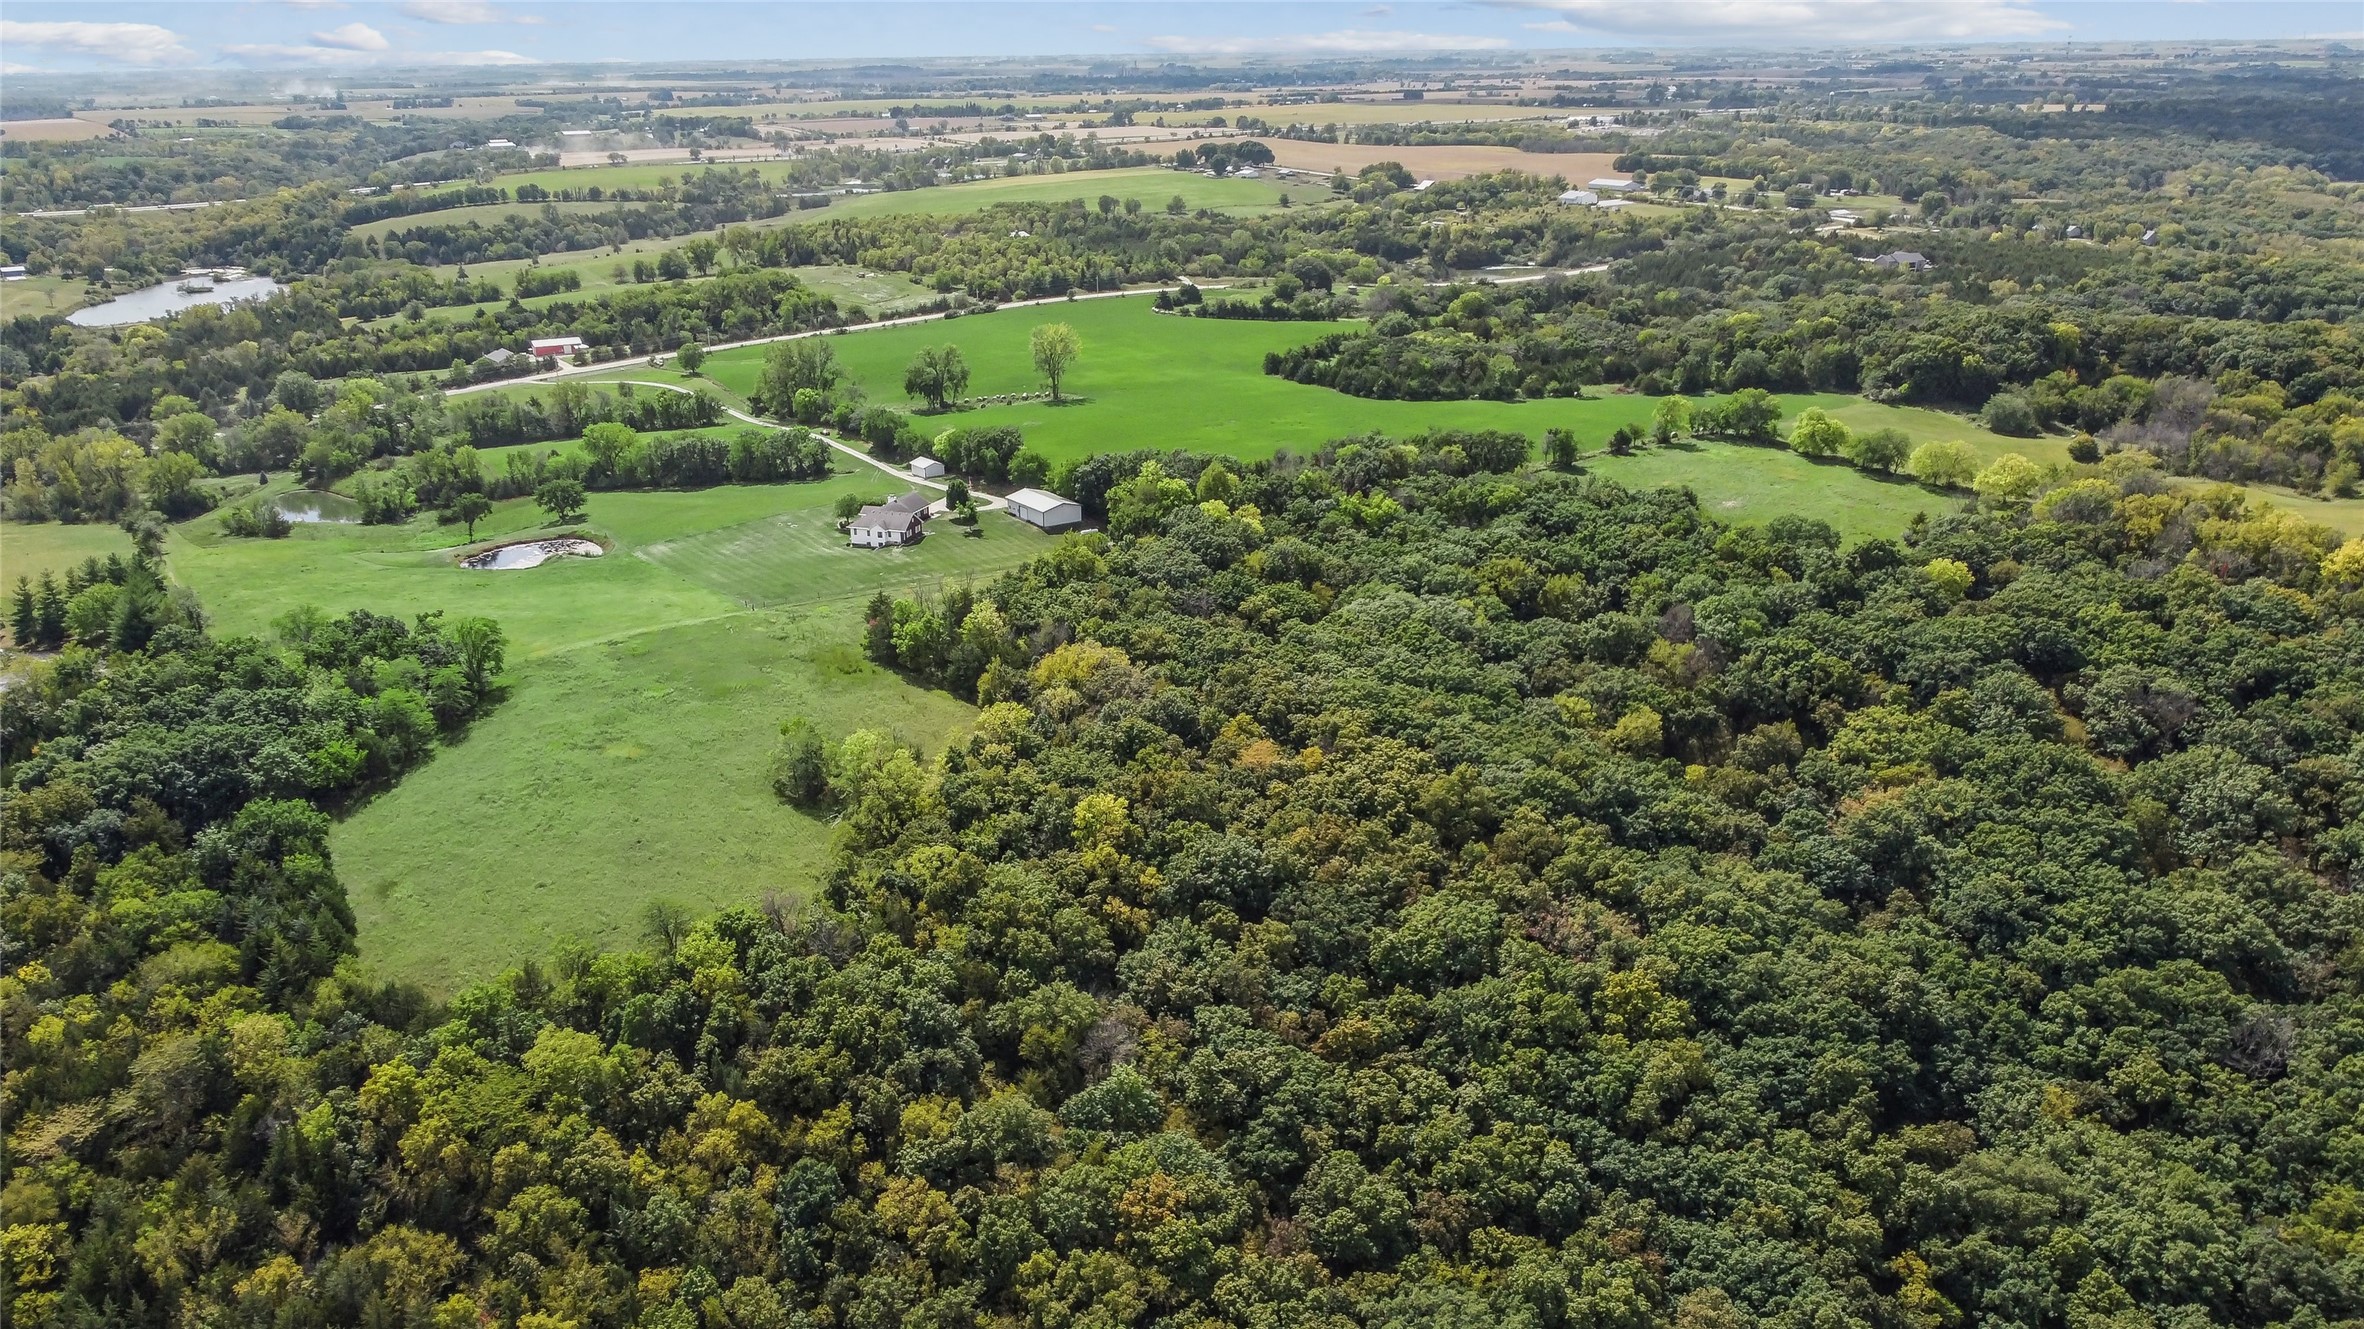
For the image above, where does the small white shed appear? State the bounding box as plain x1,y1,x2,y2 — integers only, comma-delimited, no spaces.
908,456,945,479
1005,487,1083,530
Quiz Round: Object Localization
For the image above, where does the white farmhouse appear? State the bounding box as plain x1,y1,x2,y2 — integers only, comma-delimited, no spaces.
1005,487,1083,530
849,505,922,548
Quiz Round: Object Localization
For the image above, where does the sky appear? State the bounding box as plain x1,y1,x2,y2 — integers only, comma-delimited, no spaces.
1,1,2356,75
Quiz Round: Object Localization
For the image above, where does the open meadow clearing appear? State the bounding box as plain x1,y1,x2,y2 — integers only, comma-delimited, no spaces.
150,469,1055,988
380,260,939,327
0,515,142,588
386,166,1329,319
630,295,2057,539
0,274,96,317
1262,141,1625,181
347,199,623,241
799,166,1336,219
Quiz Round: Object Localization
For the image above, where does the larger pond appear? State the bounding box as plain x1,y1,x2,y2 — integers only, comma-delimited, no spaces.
268,490,362,524
462,538,604,570
66,276,287,327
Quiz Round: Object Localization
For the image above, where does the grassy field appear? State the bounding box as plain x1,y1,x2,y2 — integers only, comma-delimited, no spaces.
1241,101,1567,126
391,167,1326,320
378,261,938,329
808,167,1335,220
1264,142,1623,182
629,297,2054,538
0,519,138,604
158,469,1056,989
476,162,1330,219
494,160,805,195
0,274,95,317
349,199,622,242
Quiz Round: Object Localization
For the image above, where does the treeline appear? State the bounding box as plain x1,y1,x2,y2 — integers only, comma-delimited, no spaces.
446,380,722,450
1264,260,2363,490
2,269,842,431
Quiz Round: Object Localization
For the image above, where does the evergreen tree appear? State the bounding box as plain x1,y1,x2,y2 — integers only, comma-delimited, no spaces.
9,576,36,646
34,573,67,648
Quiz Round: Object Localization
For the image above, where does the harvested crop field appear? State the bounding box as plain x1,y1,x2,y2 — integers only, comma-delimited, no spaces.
0,117,113,142
1262,141,1625,183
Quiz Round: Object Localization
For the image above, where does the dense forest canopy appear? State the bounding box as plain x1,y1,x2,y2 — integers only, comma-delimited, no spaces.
5,45,2364,1329
10,437,2364,1326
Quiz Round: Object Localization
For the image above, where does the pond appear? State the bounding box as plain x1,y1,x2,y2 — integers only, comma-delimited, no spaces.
268,490,362,524
461,537,604,570
66,276,287,327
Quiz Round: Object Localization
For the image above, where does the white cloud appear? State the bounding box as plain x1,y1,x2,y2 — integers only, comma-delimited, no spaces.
222,42,382,65
221,42,534,67
311,22,391,51
1,61,48,74
400,0,504,22
0,20,196,66
1487,0,2069,41
1145,28,1512,54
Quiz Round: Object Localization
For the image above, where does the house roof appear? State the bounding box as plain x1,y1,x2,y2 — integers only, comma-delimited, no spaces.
881,491,934,514
854,506,920,533
1875,250,1931,266
1005,487,1077,512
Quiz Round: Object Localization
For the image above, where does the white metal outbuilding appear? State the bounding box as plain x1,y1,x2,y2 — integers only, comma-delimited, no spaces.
1005,488,1083,530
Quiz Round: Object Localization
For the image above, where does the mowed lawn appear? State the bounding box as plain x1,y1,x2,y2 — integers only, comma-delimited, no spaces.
161,471,1056,990
673,296,2062,539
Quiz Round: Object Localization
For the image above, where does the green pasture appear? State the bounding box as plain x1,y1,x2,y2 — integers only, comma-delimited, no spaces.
805,167,1334,221
155,470,1052,989
641,296,2056,538
0,273,94,318
494,159,804,196
2,517,137,596
349,199,623,241
385,261,937,329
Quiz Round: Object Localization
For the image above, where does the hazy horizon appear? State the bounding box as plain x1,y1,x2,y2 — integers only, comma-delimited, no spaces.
3,1,2358,80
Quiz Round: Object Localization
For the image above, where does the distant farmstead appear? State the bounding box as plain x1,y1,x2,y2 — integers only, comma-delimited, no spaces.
1005,487,1083,530
1873,250,1933,271
1556,189,1599,207
1588,177,1640,192
529,336,587,361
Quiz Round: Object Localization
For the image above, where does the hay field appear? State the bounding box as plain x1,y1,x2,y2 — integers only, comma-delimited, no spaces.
1262,141,1625,182
0,118,113,142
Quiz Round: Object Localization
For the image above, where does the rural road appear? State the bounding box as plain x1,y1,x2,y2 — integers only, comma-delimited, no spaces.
589,377,1007,513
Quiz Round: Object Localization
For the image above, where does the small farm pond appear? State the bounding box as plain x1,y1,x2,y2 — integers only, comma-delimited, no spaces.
462,537,604,570
269,490,362,524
